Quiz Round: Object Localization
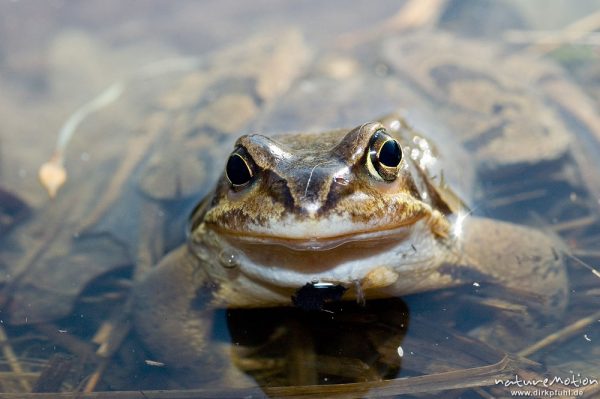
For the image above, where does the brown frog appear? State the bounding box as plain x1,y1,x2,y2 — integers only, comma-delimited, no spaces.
133,114,568,384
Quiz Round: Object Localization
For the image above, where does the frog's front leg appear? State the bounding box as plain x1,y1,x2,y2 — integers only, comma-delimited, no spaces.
450,216,569,350
133,246,255,387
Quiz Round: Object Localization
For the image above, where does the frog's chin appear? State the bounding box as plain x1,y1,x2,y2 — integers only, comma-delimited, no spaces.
210,214,426,251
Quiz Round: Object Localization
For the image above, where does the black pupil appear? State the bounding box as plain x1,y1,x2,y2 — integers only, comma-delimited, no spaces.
379,140,402,167
226,154,252,185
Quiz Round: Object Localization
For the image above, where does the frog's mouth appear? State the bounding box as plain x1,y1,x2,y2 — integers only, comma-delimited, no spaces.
207,217,441,298
211,213,426,251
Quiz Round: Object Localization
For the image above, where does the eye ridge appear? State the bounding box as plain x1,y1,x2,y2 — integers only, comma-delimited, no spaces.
226,148,255,187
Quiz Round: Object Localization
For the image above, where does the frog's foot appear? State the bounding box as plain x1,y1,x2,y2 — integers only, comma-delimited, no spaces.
177,342,257,388
458,217,568,314
451,217,569,351
133,246,256,388
465,297,558,353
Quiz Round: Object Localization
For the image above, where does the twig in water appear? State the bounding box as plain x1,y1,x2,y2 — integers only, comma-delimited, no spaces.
518,310,600,358
0,324,31,392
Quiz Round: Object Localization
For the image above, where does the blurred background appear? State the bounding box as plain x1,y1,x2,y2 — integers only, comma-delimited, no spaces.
1,0,599,207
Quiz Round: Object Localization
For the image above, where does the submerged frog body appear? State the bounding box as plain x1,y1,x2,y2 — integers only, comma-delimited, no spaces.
133,115,568,383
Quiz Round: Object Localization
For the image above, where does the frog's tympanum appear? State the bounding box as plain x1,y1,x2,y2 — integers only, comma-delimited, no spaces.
133,116,568,384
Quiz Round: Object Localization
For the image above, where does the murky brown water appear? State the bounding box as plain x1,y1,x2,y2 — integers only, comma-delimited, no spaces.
1,1,600,397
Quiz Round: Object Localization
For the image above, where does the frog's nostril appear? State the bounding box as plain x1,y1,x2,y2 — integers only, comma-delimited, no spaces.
334,176,350,185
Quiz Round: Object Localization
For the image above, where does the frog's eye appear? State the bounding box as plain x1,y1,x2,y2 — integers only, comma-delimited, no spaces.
225,148,256,188
366,129,403,181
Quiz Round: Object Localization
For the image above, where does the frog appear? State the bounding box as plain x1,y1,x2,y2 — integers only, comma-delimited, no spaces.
133,114,568,386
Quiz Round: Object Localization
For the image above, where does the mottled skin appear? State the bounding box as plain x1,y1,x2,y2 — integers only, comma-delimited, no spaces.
133,116,568,385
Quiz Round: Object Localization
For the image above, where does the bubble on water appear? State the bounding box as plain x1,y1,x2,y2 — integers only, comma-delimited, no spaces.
570,192,578,202
219,250,239,269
